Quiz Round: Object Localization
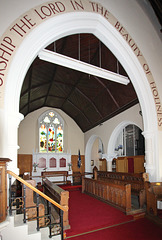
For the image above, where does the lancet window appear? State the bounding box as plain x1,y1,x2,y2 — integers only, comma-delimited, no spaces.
38,110,64,153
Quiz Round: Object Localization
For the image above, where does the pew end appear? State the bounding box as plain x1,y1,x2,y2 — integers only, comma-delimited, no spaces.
146,182,162,216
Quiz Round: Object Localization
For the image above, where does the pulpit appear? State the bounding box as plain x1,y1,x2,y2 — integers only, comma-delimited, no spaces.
0,158,11,222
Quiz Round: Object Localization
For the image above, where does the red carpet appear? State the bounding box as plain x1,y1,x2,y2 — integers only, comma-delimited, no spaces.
69,218,162,240
65,189,133,237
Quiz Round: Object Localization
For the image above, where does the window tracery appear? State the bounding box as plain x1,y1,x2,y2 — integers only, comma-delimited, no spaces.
39,110,64,153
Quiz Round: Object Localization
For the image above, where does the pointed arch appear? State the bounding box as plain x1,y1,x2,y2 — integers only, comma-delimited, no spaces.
2,10,159,180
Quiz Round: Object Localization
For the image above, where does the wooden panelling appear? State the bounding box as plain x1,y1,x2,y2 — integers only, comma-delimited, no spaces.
134,156,145,173
116,155,144,173
71,155,85,173
99,158,107,171
82,177,131,213
18,154,32,175
146,182,162,216
0,158,11,223
96,171,148,208
116,157,128,172
43,178,70,229
23,180,45,227
41,171,68,184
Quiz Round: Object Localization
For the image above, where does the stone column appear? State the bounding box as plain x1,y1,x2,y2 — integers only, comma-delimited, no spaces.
5,111,24,175
142,131,155,181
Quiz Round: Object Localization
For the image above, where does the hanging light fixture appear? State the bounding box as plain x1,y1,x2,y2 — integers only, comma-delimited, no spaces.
38,49,130,85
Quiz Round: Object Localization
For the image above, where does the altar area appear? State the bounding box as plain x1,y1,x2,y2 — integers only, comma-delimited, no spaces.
32,152,72,184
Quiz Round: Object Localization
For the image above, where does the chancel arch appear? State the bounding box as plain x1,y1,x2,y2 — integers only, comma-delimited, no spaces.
1,3,159,180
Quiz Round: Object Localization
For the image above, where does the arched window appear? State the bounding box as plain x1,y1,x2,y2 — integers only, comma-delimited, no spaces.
38,110,64,153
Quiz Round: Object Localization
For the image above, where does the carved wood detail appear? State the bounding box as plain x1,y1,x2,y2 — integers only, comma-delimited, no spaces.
82,177,131,213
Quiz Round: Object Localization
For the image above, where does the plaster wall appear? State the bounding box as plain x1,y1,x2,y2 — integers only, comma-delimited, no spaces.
84,104,143,153
18,107,84,155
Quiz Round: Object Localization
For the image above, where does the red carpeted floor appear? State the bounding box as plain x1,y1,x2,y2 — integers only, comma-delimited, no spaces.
64,189,162,240
69,218,162,240
65,189,133,238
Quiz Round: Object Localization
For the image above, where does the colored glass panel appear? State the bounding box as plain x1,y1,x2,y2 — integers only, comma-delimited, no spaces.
40,125,47,152
49,112,54,117
48,127,55,152
57,126,63,152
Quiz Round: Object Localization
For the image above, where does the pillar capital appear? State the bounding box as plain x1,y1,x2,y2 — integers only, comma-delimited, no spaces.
102,153,117,162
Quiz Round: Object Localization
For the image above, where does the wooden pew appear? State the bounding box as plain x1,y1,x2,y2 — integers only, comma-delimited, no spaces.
94,170,149,208
82,177,131,214
43,178,70,230
146,182,162,216
41,171,68,184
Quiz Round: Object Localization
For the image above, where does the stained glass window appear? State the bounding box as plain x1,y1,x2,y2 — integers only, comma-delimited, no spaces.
39,110,64,153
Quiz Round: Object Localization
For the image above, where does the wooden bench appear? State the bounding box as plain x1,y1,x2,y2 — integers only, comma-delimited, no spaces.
146,182,162,216
43,178,70,230
94,170,149,208
82,177,131,214
41,171,68,184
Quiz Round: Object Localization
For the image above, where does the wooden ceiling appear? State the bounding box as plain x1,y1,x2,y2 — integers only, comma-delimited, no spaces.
20,33,138,132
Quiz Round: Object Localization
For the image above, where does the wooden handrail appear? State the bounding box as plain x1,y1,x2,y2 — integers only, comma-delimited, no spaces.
7,170,68,212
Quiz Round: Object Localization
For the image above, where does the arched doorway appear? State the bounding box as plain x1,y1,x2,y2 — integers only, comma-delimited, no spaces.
2,7,159,180
108,121,145,173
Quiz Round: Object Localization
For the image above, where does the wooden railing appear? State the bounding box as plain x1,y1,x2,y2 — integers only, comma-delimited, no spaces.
7,170,68,239
82,177,131,214
43,177,70,229
8,170,68,212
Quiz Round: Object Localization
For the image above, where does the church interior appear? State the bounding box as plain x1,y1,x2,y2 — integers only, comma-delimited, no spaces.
0,0,162,239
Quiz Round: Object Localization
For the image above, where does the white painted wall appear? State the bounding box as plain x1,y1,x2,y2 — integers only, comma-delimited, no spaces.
18,107,84,155
18,104,142,163
84,104,143,153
